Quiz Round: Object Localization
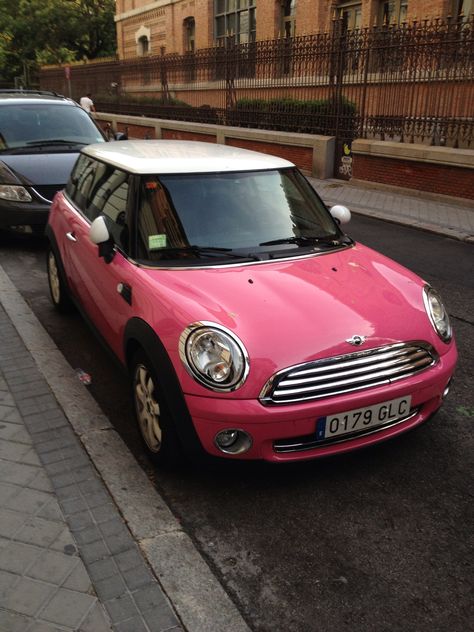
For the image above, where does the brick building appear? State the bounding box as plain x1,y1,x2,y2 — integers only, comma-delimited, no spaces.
115,0,472,58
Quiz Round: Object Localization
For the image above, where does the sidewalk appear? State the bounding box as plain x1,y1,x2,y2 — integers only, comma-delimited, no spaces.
0,179,472,631
0,306,183,631
0,266,251,632
308,177,474,243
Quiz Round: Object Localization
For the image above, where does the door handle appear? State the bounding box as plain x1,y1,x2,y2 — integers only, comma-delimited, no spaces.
66,232,77,242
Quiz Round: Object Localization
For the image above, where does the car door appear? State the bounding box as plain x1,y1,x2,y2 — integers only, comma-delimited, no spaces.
65,162,136,359
51,155,97,297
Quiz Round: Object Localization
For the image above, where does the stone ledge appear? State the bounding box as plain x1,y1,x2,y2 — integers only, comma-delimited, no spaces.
96,112,336,179
352,139,474,169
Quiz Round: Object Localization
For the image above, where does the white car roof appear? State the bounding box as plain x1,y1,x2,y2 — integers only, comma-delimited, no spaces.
81,140,294,174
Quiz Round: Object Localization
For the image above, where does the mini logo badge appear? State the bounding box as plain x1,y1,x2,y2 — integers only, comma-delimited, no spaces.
346,335,366,346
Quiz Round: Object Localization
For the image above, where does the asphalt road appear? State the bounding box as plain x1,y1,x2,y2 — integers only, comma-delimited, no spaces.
0,216,472,632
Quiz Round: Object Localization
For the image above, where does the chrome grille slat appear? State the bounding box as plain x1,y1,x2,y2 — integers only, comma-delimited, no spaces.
260,342,437,405
279,351,431,387
288,346,421,378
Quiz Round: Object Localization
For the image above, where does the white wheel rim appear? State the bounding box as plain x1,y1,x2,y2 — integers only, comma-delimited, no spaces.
134,364,162,452
48,252,61,305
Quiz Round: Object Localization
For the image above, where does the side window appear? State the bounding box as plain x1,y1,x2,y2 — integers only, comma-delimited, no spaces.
92,169,130,253
66,155,96,208
82,162,110,221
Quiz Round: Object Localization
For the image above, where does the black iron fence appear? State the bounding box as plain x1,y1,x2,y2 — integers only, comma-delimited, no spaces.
40,17,474,149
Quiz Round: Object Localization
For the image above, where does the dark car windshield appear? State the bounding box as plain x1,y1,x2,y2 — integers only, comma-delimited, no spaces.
135,168,344,263
0,103,105,151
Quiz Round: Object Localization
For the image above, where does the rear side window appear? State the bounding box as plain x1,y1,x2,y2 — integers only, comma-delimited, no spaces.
93,169,130,252
66,154,97,211
66,156,130,253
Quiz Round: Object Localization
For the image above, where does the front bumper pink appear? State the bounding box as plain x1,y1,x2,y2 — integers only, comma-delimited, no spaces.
184,344,457,462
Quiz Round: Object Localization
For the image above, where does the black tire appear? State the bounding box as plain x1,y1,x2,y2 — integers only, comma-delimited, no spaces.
46,247,73,313
131,349,183,467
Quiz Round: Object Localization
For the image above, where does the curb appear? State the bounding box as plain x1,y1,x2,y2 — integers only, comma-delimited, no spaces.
339,203,474,243
319,197,474,244
0,264,251,632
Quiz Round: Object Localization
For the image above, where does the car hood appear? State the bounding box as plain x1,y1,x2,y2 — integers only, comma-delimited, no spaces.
0,154,78,186
142,243,440,395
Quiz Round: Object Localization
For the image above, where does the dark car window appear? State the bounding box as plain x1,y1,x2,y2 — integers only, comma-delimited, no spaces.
136,178,187,260
135,168,339,262
0,103,104,149
66,155,98,211
67,156,130,251
96,170,130,253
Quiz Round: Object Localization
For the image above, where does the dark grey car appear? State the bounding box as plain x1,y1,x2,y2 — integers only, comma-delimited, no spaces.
0,90,106,232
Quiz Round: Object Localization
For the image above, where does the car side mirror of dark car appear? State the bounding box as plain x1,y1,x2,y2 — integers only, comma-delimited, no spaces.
114,132,128,141
90,216,115,263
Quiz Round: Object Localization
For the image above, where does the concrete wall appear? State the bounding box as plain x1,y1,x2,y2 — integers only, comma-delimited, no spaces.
95,113,336,179
352,140,474,200
95,112,474,199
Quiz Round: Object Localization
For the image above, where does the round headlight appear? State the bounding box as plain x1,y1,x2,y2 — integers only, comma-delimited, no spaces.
423,286,452,343
180,322,249,391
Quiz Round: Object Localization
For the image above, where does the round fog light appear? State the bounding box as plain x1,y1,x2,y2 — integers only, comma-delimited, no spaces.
215,429,252,455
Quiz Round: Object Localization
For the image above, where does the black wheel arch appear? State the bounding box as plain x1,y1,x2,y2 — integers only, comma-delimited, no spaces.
124,318,204,458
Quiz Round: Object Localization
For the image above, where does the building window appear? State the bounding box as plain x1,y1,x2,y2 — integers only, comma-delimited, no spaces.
135,25,151,56
337,2,362,31
138,36,149,55
452,0,473,20
184,17,195,52
379,0,408,25
215,0,256,44
281,0,296,38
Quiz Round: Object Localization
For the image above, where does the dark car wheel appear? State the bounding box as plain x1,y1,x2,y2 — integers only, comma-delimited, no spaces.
131,349,183,467
47,247,72,313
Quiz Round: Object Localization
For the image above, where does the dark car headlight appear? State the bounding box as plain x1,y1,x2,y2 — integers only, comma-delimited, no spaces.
0,184,32,202
179,322,249,391
423,285,452,343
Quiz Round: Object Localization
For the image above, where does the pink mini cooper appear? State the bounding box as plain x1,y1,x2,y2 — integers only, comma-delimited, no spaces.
46,141,457,465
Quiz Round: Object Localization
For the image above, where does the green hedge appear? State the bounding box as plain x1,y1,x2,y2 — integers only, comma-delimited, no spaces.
227,96,357,136
95,93,191,108
94,94,357,136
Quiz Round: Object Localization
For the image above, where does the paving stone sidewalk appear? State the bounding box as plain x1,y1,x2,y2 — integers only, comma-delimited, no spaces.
0,305,183,632
309,177,474,243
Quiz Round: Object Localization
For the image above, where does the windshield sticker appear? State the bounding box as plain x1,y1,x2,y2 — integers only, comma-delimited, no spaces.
149,234,167,250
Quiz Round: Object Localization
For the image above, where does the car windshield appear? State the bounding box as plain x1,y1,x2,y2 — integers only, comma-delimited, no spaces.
135,168,344,263
0,103,105,151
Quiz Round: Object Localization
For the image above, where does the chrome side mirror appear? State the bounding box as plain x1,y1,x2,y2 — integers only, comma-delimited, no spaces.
330,205,351,225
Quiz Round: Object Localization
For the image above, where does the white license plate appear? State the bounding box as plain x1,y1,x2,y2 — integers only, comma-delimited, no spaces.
316,395,412,441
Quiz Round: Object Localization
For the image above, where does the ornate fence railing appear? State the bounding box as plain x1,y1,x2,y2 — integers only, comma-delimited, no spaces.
40,16,474,148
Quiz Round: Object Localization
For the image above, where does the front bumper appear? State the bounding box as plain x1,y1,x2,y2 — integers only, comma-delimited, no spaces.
185,344,457,462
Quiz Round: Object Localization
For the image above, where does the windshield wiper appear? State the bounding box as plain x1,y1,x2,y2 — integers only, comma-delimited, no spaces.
154,245,260,261
25,139,87,147
259,235,340,247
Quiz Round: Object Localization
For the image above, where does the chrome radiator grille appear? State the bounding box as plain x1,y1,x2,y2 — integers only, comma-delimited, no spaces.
260,342,437,405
